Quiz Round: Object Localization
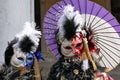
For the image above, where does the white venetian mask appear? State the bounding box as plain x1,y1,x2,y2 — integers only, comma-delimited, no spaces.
10,47,26,67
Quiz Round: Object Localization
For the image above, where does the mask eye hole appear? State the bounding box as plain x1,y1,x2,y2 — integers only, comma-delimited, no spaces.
17,57,24,61
76,43,82,48
27,57,33,60
64,46,72,50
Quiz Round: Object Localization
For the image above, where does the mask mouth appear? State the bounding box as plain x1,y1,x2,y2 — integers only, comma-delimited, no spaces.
63,46,73,53
17,66,28,76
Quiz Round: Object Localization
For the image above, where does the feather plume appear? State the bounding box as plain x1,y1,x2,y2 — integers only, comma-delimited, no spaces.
57,5,84,40
13,22,41,52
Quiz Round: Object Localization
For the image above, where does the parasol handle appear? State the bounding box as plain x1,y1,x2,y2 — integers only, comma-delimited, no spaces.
82,38,97,71
34,55,41,80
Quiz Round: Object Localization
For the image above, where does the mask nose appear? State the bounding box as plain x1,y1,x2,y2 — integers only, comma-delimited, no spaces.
25,59,31,68
74,48,80,55
25,62,27,66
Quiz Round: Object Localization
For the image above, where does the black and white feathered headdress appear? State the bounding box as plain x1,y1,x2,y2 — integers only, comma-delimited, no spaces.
57,5,85,41
14,22,41,52
4,22,41,66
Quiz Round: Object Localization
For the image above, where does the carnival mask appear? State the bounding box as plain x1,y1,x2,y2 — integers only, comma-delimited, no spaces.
10,47,34,68
60,35,83,57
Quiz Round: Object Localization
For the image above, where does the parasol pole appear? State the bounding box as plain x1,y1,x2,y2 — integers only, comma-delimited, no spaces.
82,38,97,71
33,55,41,80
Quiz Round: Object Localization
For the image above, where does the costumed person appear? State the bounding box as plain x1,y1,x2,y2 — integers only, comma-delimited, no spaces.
46,5,114,80
0,22,42,80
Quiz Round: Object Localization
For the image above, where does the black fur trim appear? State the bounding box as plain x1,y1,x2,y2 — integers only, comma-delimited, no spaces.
0,65,35,80
19,36,34,52
63,16,79,40
47,57,94,80
4,39,18,66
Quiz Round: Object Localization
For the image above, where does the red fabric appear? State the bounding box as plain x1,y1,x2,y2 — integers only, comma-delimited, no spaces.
87,32,97,53
95,72,114,80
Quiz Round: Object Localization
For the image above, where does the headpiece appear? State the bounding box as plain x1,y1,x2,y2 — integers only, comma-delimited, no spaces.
5,22,41,67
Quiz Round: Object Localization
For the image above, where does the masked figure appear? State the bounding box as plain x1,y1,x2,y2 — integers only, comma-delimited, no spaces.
47,5,114,80
0,22,42,80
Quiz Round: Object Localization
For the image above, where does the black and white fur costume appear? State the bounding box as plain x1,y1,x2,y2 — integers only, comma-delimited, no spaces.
0,22,41,80
47,5,95,80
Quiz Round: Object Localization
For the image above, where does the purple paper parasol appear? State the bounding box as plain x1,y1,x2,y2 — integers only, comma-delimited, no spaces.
43,0,120,70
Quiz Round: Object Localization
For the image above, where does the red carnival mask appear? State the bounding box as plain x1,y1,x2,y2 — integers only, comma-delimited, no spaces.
72,35,83,55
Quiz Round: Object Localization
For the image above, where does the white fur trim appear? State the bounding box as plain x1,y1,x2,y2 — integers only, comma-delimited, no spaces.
82,59,89,71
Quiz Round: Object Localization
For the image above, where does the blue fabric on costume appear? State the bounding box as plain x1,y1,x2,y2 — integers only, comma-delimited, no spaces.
34,52,42,61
